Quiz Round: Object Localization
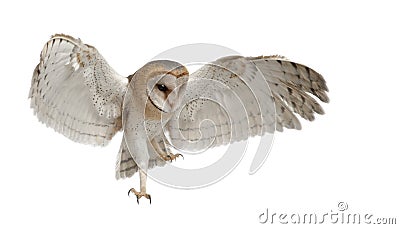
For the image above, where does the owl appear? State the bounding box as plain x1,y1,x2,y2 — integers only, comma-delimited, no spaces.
29,34,329,204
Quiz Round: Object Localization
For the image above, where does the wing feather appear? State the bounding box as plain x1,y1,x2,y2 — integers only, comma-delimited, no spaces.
29,34,128,146
166,55,328,152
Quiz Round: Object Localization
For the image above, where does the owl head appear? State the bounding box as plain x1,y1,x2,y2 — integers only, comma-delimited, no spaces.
133,60,189,114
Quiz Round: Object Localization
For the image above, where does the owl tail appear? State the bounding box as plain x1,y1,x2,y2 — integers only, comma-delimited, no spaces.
115,139,138,179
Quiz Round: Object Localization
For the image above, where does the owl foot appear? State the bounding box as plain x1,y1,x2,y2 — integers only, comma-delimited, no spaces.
163,153,184,162
128,188,151,204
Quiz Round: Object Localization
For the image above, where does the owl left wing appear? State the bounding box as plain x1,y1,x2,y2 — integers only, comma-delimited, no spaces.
165,55,328,152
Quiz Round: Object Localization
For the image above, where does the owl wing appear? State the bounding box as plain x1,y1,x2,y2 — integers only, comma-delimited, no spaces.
29,34,128,146
165,55,328,151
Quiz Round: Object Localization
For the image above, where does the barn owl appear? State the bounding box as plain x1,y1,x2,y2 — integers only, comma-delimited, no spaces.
29,34,329,204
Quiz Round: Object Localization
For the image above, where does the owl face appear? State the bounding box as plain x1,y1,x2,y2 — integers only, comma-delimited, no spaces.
144,60,189,114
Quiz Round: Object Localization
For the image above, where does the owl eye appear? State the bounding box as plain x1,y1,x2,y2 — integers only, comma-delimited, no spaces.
157,84,168,92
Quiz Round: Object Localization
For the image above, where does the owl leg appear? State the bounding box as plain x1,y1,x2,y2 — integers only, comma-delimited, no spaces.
128,169,151,204
151,138,184,162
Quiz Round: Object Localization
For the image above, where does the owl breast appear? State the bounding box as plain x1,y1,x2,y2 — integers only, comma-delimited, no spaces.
144,119,162,139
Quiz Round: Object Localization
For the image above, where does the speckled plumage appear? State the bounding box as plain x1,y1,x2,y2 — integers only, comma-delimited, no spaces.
29,34,328,202
29,34,127,146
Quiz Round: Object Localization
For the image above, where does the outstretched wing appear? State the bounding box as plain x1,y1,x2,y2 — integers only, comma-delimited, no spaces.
165,55,328,151
29,34,128,146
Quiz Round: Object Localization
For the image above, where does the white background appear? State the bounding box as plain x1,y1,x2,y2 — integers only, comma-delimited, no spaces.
0,0,399,228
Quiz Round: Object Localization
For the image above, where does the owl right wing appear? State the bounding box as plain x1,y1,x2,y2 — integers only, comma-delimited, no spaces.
29,34,128,146
165,55,328,152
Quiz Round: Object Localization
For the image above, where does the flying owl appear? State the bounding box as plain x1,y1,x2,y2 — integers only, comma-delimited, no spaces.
29,34,329,204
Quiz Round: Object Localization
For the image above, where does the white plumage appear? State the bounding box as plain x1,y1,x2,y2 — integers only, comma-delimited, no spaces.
29,34,328,203
29,34,127,146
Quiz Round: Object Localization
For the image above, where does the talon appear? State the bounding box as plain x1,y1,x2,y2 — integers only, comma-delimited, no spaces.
128,188,151,205
166,155,173,162
163,153,184,162
128,188,133,197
